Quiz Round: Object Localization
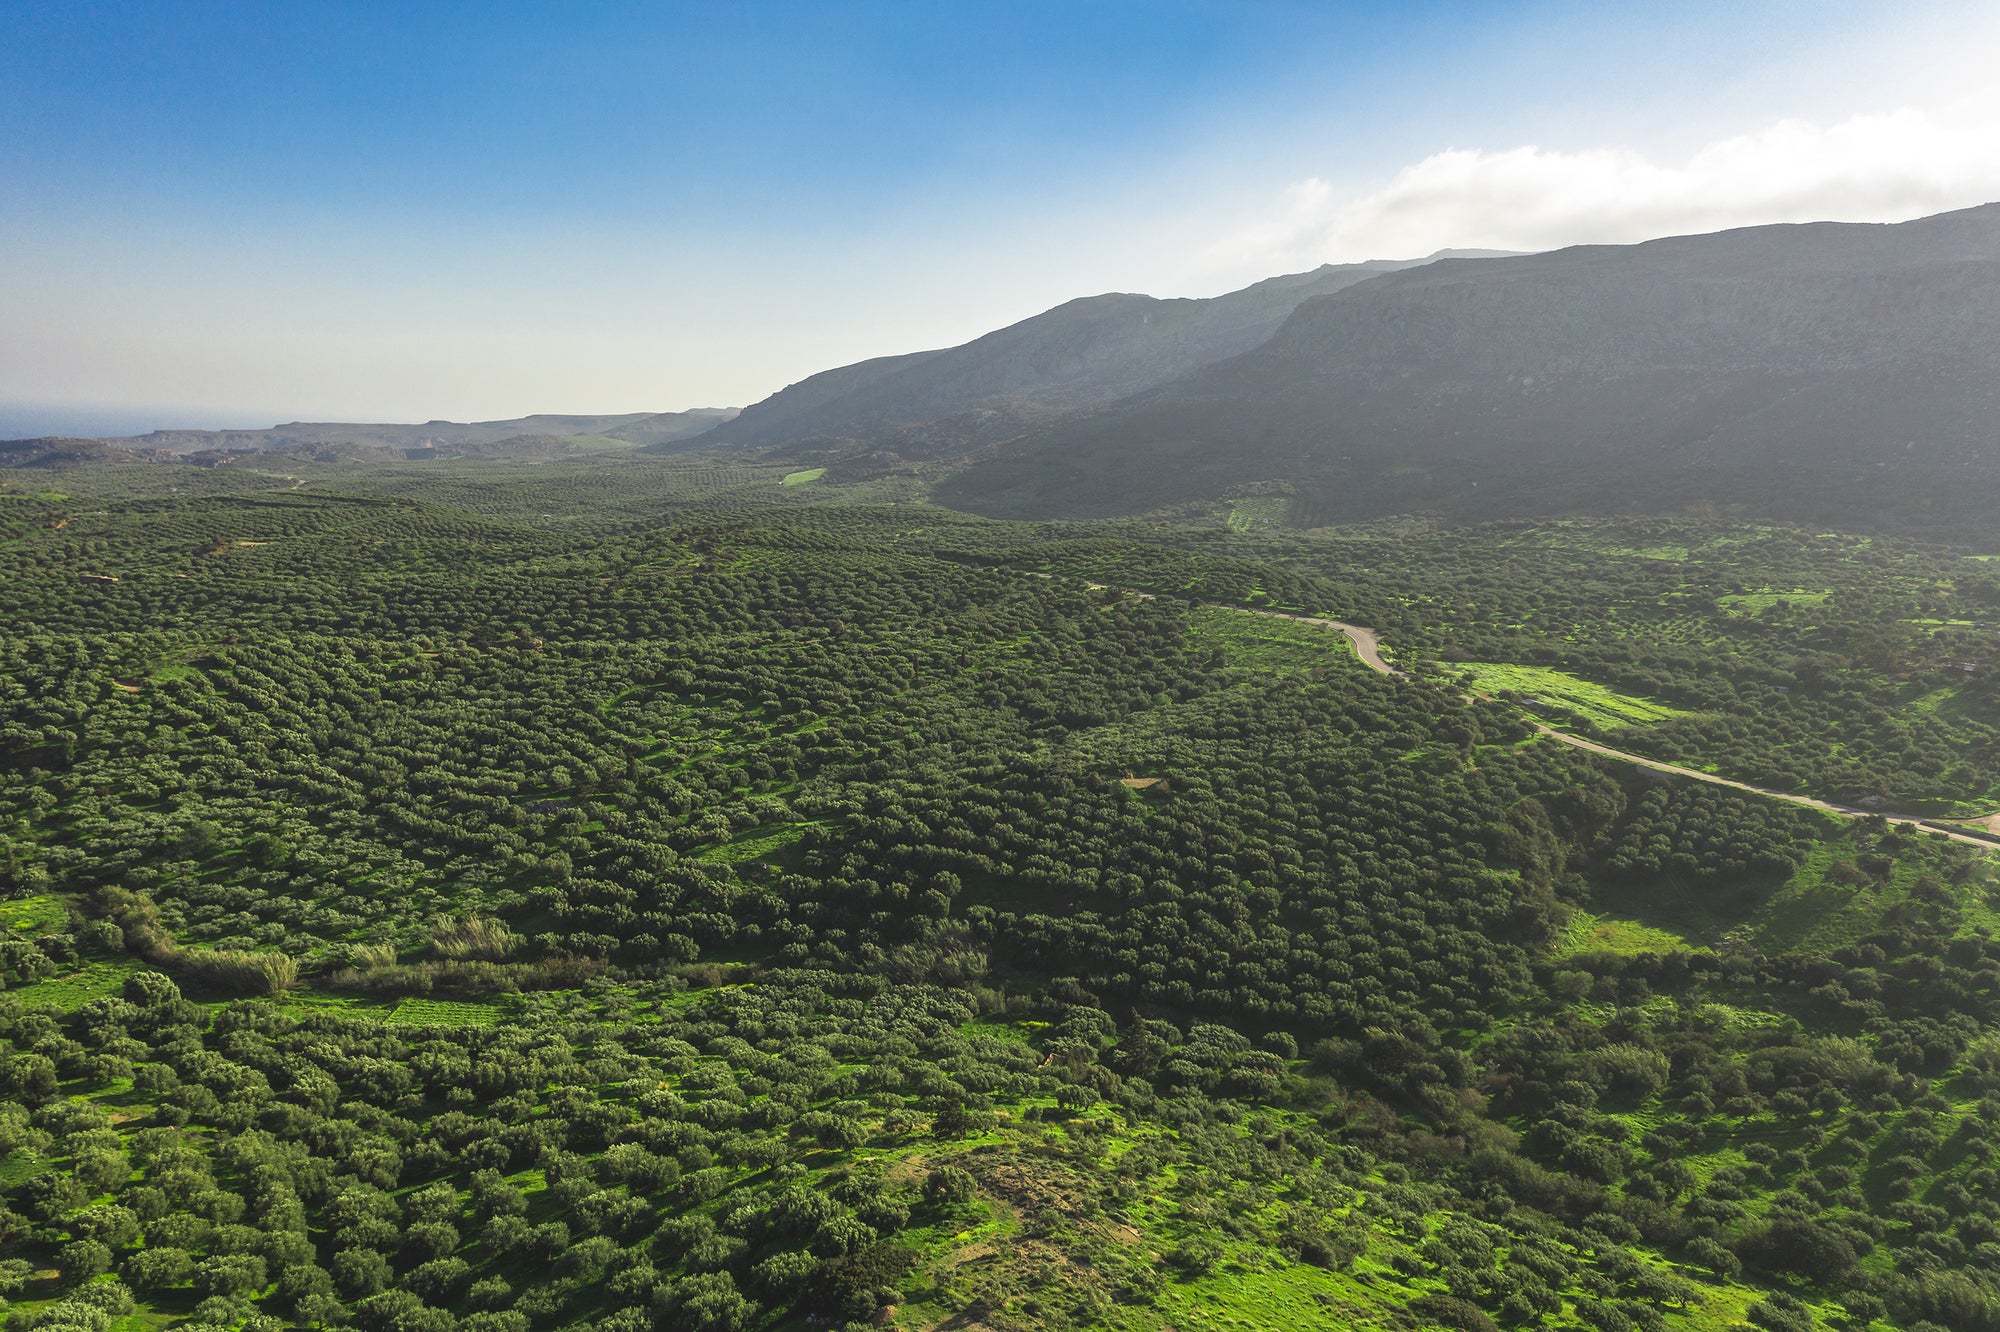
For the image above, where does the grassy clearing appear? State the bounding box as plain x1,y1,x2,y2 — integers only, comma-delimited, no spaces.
1458,662,1683,728
10,959,143,1011
781,467,826,487
958,1017,1033,1045
1746,834,1952,954
1581,824,1992,957
2,893,69,937
280,989,398,1018
0,1147,51,1188
1904,684,1964,718
1554,910,1691,958
1161,1250,1388,1330
384,997,506,1027
1509,529,1694,561
1190,606,1358,675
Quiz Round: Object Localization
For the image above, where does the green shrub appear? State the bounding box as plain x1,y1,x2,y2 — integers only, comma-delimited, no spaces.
921,1166,976,1207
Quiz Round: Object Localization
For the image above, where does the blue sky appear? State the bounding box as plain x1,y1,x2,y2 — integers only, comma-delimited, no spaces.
5,0,1998,431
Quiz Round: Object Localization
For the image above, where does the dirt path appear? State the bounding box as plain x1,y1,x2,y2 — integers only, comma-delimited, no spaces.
1525,726,2000,847
1255,596,2000,847
1297,609,2000,850
1057,572,1999,852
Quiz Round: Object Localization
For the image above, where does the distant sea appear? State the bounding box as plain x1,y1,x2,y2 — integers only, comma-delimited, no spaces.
0,401,290,440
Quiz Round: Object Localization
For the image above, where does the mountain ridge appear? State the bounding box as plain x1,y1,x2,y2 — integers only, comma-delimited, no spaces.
698,250,1518,449
933,204,2000,530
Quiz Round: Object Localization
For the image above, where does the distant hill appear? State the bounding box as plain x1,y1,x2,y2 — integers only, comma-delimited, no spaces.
936,204,2000,531
701,253,1513,449
0,408,738,466
395,433,649,461
0,437,169,469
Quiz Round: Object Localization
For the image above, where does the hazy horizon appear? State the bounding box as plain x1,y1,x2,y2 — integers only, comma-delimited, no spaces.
0,399,747,443
7,0,2000,430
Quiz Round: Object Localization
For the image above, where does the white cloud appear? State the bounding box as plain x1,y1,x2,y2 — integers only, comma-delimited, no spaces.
1206,92,2000,275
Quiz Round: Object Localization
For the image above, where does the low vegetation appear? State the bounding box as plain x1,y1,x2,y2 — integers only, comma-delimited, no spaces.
6,460,2000,1332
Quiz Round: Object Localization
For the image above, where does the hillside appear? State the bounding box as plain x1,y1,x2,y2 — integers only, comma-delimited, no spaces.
936,204,2000,530
9,462,2000,1332
11,460,2000,1328
700,253,1509,449
0,437,172,468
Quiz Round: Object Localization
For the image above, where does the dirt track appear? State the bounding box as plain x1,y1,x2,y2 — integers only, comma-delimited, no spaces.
1206,589,1999,851
1034,567,1999,847
1527,726,2000,848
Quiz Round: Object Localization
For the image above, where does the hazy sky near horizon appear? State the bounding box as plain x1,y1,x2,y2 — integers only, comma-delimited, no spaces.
5,0,2000,432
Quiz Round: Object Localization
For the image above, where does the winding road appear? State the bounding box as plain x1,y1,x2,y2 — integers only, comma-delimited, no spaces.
1266,604,2000,850
1060,574,1998,851
1524,726,2000,848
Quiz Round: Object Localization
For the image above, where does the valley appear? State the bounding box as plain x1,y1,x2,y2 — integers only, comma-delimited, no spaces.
11,10,1999,1332
6,458,2000,1332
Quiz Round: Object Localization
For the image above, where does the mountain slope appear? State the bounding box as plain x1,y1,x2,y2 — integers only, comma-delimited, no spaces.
703,253,1509,448
936,204,2000,530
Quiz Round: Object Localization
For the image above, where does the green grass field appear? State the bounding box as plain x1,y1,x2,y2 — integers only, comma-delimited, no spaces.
384,997,507,1027
1578,822,1996,957
1554,910,1691,957
781,467,827,486
1459,662,1683,728
8,958,142,1011
2,893,69,937
1190,606,1364,675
